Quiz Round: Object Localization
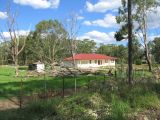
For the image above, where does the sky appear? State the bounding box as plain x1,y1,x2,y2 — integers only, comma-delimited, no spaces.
0,0,160,45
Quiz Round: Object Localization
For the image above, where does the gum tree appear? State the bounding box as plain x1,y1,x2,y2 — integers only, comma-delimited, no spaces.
115,0,159,72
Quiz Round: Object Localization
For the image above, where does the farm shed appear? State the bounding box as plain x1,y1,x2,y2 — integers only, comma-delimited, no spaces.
28,61,45,73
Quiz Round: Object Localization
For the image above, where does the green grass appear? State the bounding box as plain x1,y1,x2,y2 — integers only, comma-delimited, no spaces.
0,65,106,99
1,65,160,120
0,65,154,99
1,83,160,120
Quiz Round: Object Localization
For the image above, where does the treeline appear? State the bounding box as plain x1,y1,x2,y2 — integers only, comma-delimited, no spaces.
0,19,160,66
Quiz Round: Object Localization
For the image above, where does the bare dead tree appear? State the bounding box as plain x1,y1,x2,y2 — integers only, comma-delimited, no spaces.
64,13,80,93
65,13,80,68
6,6,26,76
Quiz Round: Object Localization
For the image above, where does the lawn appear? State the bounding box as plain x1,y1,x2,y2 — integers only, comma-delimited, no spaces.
0,65,106,99
0,65,154,100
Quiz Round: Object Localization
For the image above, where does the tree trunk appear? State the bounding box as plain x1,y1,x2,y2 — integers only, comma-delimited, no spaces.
146,55,152,72
143,2,152,72
19,78,23,109
145,43,152,71
71,51,76,68
15,56,19,76
128,0,133,85
71,41,76,68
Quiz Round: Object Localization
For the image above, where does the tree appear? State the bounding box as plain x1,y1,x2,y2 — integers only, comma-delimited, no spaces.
128,0,133,84
76,39,96,54
115,0,133,83
24,20,68,68
65,13,79,68
134,0,158,71
0,41,10,65
115,45,128,64
132,38,143,64
1,7,27,76
115,0,159,72
97,44,128,63
36,20,67,68
64,13,80,93
151,37,160,63
97,44,117,56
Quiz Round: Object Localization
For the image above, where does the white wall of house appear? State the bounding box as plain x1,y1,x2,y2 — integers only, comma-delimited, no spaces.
63,59,115,69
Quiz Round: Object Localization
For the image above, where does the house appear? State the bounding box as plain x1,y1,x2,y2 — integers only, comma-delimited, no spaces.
28,61,45,73
63,53,117,69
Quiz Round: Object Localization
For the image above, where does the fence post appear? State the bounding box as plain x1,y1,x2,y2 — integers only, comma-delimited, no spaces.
62,76,64,98
19,77,23,109
74,74,77,93
44,74,46,99
88,75,90,90
115,70,117,80
104,74,106,83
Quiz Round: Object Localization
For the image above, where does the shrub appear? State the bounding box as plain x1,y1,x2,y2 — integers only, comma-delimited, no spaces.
135,59,142,65
57,93,112,120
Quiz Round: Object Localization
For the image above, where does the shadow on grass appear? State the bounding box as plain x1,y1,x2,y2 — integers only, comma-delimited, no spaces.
0,102,58,120
0,75,101,99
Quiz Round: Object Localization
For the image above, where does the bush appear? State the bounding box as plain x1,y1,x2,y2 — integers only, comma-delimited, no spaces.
135,59,142,65
57,93,112,120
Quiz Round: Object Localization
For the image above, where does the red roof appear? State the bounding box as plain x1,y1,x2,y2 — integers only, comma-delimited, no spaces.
64,53,117,61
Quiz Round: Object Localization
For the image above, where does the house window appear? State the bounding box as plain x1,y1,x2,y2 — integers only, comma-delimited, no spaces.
81,60,88,64
98,60,102,65
95,60,97,64
89,60,92,64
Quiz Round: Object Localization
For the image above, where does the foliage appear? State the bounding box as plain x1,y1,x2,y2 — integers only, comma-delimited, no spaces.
76,39,96,53
151,37,160,63
26,19,68,65
135,59,142,65
97,44,128,64
115,0,160,71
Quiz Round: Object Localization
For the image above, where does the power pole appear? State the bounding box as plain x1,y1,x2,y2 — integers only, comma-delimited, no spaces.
128,0,133,84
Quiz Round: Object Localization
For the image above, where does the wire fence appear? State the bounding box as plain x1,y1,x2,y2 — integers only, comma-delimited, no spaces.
2,66,159,109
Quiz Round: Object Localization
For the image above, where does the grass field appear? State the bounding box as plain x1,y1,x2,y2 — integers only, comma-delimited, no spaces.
0,65,154,99
0,66,154,99
0,65,160,120
0,65,107,99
